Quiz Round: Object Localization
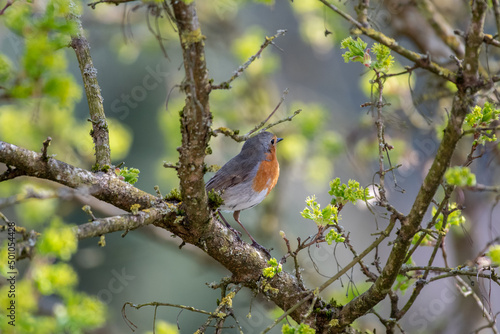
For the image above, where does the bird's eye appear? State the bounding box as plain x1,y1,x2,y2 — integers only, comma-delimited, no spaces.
271,138,275,145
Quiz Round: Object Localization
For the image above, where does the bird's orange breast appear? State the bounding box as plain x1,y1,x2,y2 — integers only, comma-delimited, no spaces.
251,151,280,195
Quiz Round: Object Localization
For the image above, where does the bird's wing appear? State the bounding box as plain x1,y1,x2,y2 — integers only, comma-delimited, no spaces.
206,151,259,192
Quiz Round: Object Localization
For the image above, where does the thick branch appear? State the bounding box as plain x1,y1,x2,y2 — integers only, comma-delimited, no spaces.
1,140,316,323
0,141,157,211
171,0,211,228
70,16,111,169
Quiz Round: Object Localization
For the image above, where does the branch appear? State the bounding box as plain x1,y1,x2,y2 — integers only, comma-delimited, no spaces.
0,141,158,211
317,0,457,83
76,207,171,240
70,14,111,170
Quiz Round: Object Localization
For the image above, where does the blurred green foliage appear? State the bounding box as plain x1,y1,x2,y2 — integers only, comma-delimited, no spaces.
144,320,179,334
0,218,106,334
487,245,500,266
444,166,477,187
282,323,316,334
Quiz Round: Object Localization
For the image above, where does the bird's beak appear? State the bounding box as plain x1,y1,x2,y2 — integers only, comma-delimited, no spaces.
277,137,283,143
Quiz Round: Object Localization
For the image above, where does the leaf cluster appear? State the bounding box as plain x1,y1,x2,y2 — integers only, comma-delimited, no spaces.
465,102,500,145
340,36,394,72
262,257,282,278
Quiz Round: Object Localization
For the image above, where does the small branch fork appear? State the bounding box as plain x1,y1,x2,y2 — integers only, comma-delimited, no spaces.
211,29,287,90
122,283,243,333
211,88,301,142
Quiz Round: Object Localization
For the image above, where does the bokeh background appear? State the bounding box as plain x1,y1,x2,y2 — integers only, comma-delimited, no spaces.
0,0,499,333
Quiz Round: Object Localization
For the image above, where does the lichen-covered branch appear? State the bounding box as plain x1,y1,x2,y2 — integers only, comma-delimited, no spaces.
70,14,111,170
76,206,172,239
170,0,211,228
0,141,157,211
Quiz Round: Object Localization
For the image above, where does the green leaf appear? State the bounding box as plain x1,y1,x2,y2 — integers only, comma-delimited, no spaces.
325,229,345,245
340,36,371,67
300,196,339,226
115,167,140,185
263,258,282,278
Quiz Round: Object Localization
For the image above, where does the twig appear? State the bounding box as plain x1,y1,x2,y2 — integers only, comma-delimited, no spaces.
0,0,13,15
122,301,224,332
163,162,179,169
70,17,111,169
212,109,301,142
317,214,396,293
211,30,287,90
484,34,500,47
246,88,289,137
41,136,52,161
145,3,169,59
467,184,500,193
373,70,388,204
0,187,58,209
263,214,397,334
462,125,500,136
197,286,241,333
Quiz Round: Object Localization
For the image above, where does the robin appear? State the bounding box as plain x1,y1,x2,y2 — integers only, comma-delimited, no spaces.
206,131,283,255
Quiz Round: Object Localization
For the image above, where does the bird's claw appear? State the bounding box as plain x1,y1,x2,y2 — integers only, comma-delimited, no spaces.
228,226,242,241
251,241,272,258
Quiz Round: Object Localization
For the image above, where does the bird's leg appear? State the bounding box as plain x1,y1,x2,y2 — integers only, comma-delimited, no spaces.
217,210,242,241
233,211,271,258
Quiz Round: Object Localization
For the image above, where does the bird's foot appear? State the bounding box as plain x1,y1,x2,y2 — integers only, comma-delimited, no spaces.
251,241,272,258
228,226,242,241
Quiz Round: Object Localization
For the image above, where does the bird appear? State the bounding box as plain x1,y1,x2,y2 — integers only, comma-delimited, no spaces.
205,131,283,254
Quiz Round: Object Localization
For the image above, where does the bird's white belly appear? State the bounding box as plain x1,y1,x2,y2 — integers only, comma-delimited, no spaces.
219,186,268,212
